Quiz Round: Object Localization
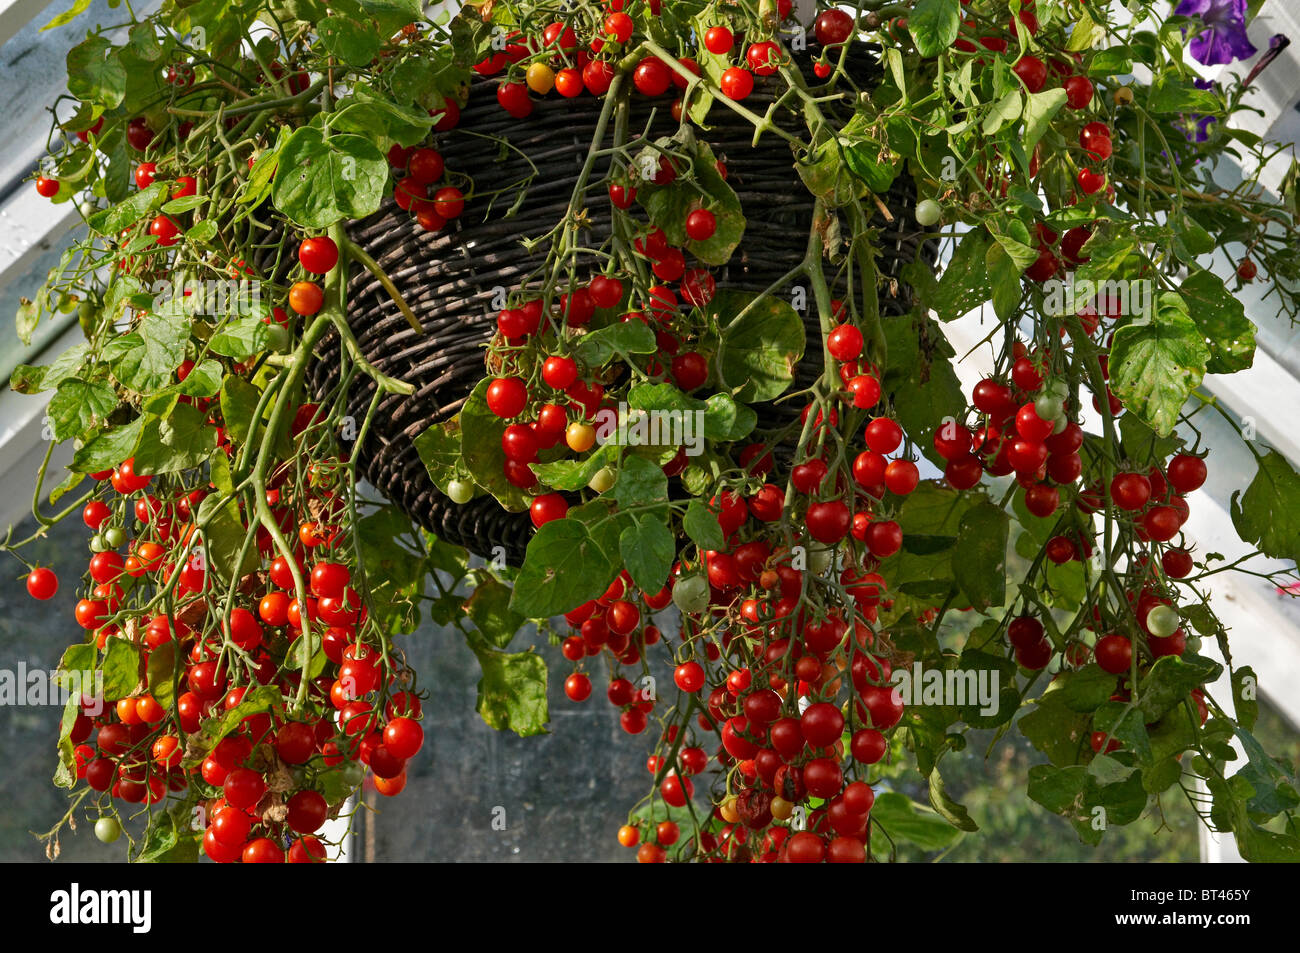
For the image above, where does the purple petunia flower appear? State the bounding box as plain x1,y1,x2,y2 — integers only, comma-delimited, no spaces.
1174,0,1258,66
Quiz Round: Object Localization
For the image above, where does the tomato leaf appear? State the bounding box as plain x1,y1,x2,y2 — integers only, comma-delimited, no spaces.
271,127,388,230
908,0,962,58
619,516,675,594
951,503,1009,611
1230,449,1300,565
67,34,126,108
464,630,549,737
573,319,656,367
510,517,620,618
70,416,146,473
101,636,142,702
682,499,726,552
1108,293,1209,436
1177,268,1256,374
713,290,805,402
48,378,118,442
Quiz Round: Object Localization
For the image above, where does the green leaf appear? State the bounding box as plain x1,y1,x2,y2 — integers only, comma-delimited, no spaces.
317,16,384,66
682,499,726,552
985,216,1040,271
67,34,126,108
1022,89,1068,156
48,378,118,442
136,810,201,863
43,0,94,30
928,765,979,832
619,516,675,594
986,242,1022,320
1177,268,1256,374
103,313,190,392
1088,46,1133,76
1137,655,1222,722
133,404,218,473
1231,450,1300,565
797,128,867,209
1233,665,1259,732
192,685,283,757
70,416,145,473
626,383,753,441
1066,6,1103,51
870,791,962,852
460,378,531,511
88,181,168,236
713,290,805,402
146,641,178,712
638,141,745,265
1149,74,1220,114
101,636,141,701
1093,702,1152,764
951,502,1008,610
1020,690,1091,767
982,89,1023,135
218,374,265,446
573,320,657,367
465,632,549,737
414,418,463,494
464,575,525,648
357,505,426,634
510,517,620,618
909,0,961,58
1054,665,1120,712
271,127,388,230
914,228,993,321
842,139,900,193
702,393,756,442
331,88,436,148
195,475,255,585
1108,294,1209,435
1118,411,1183,461
532,443,620,492
209,315,273,359
612,455,668,510
176,359,223,397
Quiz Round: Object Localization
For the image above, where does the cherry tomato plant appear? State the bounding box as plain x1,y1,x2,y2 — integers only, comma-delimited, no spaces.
9,0,1300,862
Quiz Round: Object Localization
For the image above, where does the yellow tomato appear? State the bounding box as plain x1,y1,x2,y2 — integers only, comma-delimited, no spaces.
770,796,793,821
526,62,555,95
566,422,596,453
719,797,739,824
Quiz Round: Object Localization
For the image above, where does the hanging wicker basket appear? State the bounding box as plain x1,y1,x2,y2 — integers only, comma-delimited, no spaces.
307,63,936,564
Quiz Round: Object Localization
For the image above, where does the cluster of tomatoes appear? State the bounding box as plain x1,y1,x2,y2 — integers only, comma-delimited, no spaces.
466,0,861,128
387,99,467,235
24,233,430,862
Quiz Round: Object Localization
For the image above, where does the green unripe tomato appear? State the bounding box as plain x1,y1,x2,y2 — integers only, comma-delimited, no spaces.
671,575,710,615
89,533,108,553
340,760,365,788
589,466,616,493
1034,394,1064,421
446,479,474,504
1146,604,1181,638
1185,634,1202,654
103,526,126,549
1048,379,1070,400
915,199,942,227
94,817,121,843
265,323,290,352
